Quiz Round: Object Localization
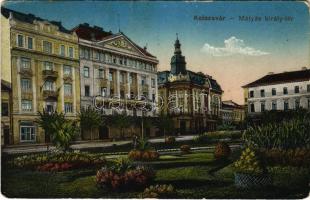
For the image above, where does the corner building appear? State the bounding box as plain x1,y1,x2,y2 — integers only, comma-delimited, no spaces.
1,8,80,145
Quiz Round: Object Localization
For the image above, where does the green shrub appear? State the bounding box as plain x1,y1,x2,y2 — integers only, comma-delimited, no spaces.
243,118,310,150
180,145,191,154
140,184,176,198
214,142,231,160
194,131,243,143
234,148,265,174
268,166,310,188
260,148,310,167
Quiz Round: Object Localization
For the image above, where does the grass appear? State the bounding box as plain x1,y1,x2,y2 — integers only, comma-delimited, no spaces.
2,151,309,198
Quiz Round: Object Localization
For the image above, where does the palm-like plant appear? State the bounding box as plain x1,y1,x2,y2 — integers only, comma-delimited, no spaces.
78,107,102,140
50,120,78,151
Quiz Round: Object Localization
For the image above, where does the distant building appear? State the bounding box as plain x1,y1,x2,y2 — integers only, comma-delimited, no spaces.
242,68,310,115
158,36,222,134
221,100,245,125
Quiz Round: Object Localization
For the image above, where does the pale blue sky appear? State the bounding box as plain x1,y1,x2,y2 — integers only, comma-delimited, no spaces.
3,1,309,103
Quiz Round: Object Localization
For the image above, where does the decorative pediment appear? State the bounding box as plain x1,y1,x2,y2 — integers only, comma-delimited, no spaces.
100,34,146,57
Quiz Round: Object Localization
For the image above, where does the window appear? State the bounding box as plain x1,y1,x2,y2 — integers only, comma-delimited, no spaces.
21,100,32,112
119,58,123,65
20,125,35,142
45,102,55,113
98,68,104,78
21,78,31,92
249,91,254,98
295,99,300,108
261,102,265,112
120,73,124,83
129,74,133,84
272,101,277,110
60,45,65,56
44,80,54,91
44,61,53,70
85,85,90,97
21,58,31,69
68,47,74,58
101,87,106,97
17,34,24,47
307,84,310,92
1,103,9,116
64,103,73,113
93,50,99,60
151,78,155,87
63,65,71,76
113,56,117,64
84,66,89,78
295,86,299,93
284,101,289,110
272,88,276,96
100,52,105,62
64,84,72,96
250,104,255,112
124,58,127,66
109,72,113,81
43,41,52,53
260,89,265,97
283,87,288,95
152,94,155,102
27,37,33,49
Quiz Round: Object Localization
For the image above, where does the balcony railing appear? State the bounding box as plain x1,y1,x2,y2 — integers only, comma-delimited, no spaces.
63,74,72,82
42,70,58,79
20,68,33,77
43,90,58,100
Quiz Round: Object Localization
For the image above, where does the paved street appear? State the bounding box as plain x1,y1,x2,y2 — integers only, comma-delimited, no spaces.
2,135,197,155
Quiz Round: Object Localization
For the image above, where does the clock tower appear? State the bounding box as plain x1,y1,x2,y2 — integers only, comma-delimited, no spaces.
170,34,187,75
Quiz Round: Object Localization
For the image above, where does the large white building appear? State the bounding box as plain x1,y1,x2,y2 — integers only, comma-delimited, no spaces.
72,23,159,140
243,68,310,115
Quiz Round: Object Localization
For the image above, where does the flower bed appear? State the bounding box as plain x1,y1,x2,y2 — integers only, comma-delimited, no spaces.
128,150,159,161
96,158,155,190
140,184,176,198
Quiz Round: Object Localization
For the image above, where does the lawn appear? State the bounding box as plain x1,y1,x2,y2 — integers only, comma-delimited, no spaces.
2,151,309,198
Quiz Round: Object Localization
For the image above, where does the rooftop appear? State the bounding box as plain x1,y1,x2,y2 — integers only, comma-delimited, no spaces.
243,68,310,88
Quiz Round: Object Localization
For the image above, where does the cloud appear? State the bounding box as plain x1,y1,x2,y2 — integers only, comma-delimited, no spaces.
201,36,269,56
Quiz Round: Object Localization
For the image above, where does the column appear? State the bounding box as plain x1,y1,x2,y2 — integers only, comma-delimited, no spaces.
72,67,76,113
137,74,141,99
32,59,37,113
60,64,64,111
105,67,110,96
148,75,152,100
184,90,188,113
127,72,131,98
17,57,21,113
116,70,120,97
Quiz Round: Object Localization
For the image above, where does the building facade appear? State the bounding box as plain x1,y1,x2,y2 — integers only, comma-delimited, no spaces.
1,8,80,145
72,23,159,140
243,68,310,116
221,100,245,125
158,37,222,134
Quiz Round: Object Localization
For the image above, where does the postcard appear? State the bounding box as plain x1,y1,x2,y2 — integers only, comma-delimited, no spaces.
1,1,309,199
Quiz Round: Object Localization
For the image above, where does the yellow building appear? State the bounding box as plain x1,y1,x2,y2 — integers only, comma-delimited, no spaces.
1,8,80,145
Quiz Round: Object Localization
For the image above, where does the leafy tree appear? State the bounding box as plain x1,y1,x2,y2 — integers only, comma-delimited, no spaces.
154,112,174,138
78,107,102,140
111,113,132,139
35,109,66,151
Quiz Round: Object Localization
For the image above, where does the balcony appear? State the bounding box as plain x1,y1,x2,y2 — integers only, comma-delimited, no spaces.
43,90,58,100
100,79,109,87
20,68,33,77
21,91,33,100
63,74,72,83
42,70,58,80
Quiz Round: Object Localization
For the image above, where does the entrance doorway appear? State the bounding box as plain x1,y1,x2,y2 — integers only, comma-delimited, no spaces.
180,120,186,134
99,126,109,139
3,127,10,145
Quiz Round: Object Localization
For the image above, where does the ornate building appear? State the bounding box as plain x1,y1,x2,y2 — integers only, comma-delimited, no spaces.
158,37,222,134
72,23,159,140
1,8,80,145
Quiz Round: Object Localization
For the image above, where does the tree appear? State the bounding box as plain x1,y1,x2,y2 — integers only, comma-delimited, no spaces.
111,112,132,139
154,112,174,137
78,107,102,140
36,109,66,151
36,110,77,152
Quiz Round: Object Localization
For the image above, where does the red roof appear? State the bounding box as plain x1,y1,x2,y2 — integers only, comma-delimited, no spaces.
243,69,310,88
72,23,113,41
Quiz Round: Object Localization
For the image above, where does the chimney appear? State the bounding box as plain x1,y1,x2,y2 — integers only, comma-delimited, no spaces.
302,66,307,70
268,72,274,75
